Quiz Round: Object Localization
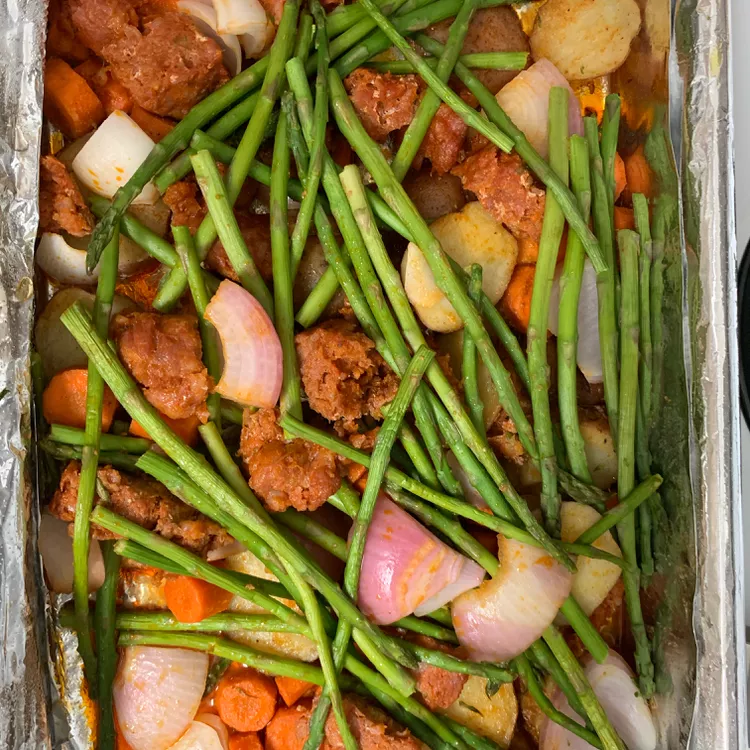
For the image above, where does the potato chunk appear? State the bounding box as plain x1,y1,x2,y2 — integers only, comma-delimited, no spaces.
530,0,641,81
401,201,518,333
579,412,618,490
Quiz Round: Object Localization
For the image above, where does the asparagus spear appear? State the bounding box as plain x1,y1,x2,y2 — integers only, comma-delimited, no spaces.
528,87,569,536
462,265,486,439
73,227,119,692
48,424,150,453
365,51,528,75
615,230,655,697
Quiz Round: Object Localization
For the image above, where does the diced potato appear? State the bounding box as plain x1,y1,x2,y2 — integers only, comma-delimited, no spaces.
223,551,318,662
579,413,617,490
442,677,517,748
530,0,641,81
560,502,622,616
401,202,518,333
644,0,670,62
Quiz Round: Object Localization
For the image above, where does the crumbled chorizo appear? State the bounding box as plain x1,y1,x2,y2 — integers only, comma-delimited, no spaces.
205,213,274,283
112,311,212,421
50,461,232,555
295,319,399,433
47,0,91,63
39,155,94,237
323,695,422,750
163,180,206,235
70,0,228,118
417,103,467,175
452,148,546,242
409,635,468,711
238,408,342,513
344,69,420,142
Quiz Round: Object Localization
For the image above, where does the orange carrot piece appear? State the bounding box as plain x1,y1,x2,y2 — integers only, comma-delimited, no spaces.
74,60,133,115
229,733,264,750
265,703,313,750
624,145,653,200
516,235,539,265
275,676,316,707
164,575,234,623
499,264,536,333
43,368,118,431
130,105,175,142
129,414,201,446
215,668,278,732
43,58,105,138
613,206,635,231
614,152,627,201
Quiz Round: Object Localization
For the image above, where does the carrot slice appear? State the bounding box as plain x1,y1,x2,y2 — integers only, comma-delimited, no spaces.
214,667,278,732
228,733,264,750
624,145,653,200
499,264,536,333
265,703,313,750
43,58,105,138
164,575,234,623
614,152,627,201
130,105,175,143
275,676,316,707
43,368,118,431
75,60,133,116
129,414,200,446
613,206,635,231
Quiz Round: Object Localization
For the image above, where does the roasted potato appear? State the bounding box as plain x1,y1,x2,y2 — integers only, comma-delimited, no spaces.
579,411,618,490
530,0,641,81
403,169,466,223
426,7,529,94
442,678,518,747
560,501,622,616
402,201,518,333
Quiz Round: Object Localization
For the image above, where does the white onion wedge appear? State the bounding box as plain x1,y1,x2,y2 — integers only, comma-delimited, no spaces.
114,646,209,750
72,111,159,205
177,0,242,77
548,259,603,384
357,495,485,624
452,536,572,661
495,59,584,159
194,714,230,750
38,512,105,594
214,0,271,57
540,652,656,750
167,721,225,750
206,540,247,562
204,280,282,408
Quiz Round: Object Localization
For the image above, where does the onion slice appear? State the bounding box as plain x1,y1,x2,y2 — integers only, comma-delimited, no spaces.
214,0,272,57
114,646,209,750
204,280,282,408
167,721,226,750
548,259,603,384
540,652,657,750
495,59,584,159
72,110,159,204
451,535,572,662
194,714,230,750
357,495,485,624
177,0,242,77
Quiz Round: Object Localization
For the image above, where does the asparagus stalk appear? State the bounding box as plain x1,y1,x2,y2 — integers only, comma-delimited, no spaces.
462,265,486,439
60,301,416,670
557,136,594,483
390,0,478,180
527,87,569,536
615,230,655,697
95,541,121,750
600,95,621,225
48,424,150,453
73,227,119,692
413,32,605,274
275,509,348,560
365,51,528,75
41,439,140,471
191,150,274,315
528,639,587,722
633,193,654,428
173,224,222,425
394,616,459,643
584,117,620,439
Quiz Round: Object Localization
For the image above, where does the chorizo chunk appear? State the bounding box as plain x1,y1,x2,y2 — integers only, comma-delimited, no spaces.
112,312,212,421
206,213,274,283
39,155,94,237
163,180,206,235
50,461,232,555
324,695,422,750
408,635,468,711
344,69,419,142
238,408,342,513
295,319,399,432
452,147,546,242
70,0,228,118
417,103,467,175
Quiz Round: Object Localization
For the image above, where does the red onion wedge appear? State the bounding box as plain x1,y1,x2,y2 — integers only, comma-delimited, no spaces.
495,59,584,159
204,280,282,408
357,495,485,624
114,646,209,750
451,536,572,662
540,652,656,750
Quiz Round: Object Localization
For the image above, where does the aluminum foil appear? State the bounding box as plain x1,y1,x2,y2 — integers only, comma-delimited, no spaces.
0,0,743,747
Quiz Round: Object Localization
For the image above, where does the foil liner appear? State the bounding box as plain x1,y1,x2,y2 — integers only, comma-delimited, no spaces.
0,0,744,747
